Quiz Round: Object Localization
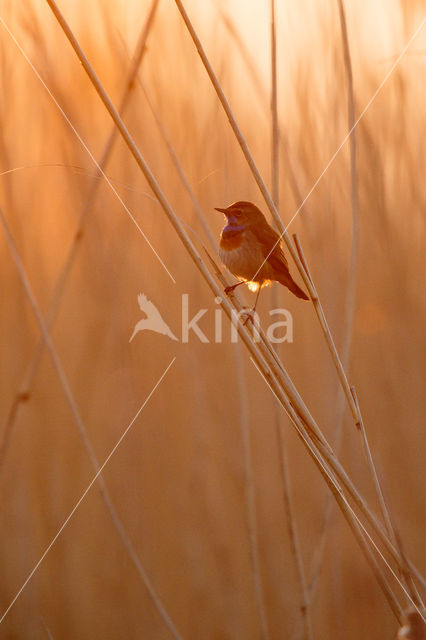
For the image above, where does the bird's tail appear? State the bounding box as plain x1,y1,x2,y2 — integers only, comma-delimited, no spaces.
279,274,309,300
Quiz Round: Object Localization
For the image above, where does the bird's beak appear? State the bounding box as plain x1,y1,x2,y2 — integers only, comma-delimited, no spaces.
214,207,228,214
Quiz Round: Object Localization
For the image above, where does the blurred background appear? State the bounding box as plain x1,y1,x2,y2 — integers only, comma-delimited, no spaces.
0,0,425,638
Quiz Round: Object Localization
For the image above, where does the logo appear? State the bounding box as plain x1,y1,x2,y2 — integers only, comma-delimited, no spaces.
129,294,178,342
130,293,294,344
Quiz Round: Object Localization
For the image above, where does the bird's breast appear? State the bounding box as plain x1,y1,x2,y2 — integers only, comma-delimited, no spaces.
220,224,245,250
219,227,265,282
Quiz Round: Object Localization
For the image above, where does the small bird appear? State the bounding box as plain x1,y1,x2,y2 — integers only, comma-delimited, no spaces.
215,201,308,310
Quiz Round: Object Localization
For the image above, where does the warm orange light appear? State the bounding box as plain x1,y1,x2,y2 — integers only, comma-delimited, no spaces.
246,280,272,293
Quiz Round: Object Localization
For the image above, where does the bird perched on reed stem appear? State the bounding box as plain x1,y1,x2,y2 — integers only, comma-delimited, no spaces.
215,201,308,311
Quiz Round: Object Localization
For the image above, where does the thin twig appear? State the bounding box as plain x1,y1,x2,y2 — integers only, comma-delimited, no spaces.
337,0,360,371
293,237,424,604
277,433,314,638
219,9,312,227
351,387,425,610
292,234,315,290
171,3,424,588
204,254,419,608
351,387,394,541
0,205,183,640
219,8,267,104
135,73,217,251
43,0,424,609
270,0,279,211
173,0,361,430
393,530,426,612
251,358,404,624
305,0,360,608
0,0,160,466
235,354,270,640
270,4,312,638
170,19,424,604
127,39,271,635
116,48,273,632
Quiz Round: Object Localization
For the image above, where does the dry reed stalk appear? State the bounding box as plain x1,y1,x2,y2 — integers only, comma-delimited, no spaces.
337,0,359,370
234,355,270,640
169,2,425,589
219,8,266,106
0,3,185,637
0,0,160,466
293,233,345,605
350,388,395,546
305,0,362,607
205,254,414,622
0,205,183,639
131,56,271,639
393,530,426,614
306,0,423,609
269,3,312,638
293,234,424,605
133,70,274,635
219,8,311,228
40,617,55,640
270,0,279,210
351,388,425,611
43,0,424,614
41,0,311,431
250,351,405,624
115,45,271,632
134,72,217,252
168,20,411,613
173,0,362,431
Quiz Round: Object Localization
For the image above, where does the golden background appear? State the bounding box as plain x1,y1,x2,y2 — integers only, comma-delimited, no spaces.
0,1,424,638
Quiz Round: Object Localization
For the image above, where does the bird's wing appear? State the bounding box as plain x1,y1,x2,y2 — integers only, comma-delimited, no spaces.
251,221,289,271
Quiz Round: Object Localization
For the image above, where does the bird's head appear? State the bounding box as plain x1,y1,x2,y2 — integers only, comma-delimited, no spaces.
215,201,263,226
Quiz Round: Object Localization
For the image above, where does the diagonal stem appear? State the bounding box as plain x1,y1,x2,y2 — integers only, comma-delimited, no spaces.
0,205,182,639
269,2,312,638
173,0,361,428
43,0,424,612
0,0,160,466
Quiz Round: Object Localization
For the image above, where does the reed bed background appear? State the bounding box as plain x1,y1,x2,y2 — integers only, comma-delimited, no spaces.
0,0,425,638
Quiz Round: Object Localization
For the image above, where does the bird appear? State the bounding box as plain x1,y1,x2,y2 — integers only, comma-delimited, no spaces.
215,201,309,311
129,294,178,342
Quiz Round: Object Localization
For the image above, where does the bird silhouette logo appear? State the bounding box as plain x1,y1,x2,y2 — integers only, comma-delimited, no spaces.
129,294,178,343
